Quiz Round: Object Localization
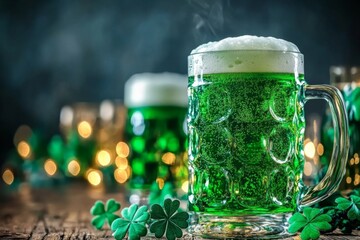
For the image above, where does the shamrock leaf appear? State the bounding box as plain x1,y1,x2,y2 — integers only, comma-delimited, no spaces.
150,198,189,240
351,189,360,197
336,195,360,220
90,199,121,230
288,207,332,240
111,204,150,240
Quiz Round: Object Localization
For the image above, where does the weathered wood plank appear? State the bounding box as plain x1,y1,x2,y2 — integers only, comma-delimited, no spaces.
0,183,359,239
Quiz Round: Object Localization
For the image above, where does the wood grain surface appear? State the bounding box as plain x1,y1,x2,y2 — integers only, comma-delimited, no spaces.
0,182,358,239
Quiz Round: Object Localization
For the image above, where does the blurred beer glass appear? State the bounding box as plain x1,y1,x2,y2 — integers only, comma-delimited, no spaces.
124,73,188,203
322,66,360,191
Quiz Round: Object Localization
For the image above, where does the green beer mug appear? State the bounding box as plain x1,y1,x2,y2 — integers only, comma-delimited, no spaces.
124,73,188,203
187,36,349,238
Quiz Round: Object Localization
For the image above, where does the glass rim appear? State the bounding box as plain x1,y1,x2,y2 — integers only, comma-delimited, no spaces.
189,49,303,56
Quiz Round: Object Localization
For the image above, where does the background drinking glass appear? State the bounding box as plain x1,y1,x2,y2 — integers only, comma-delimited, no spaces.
322,66,360,191
124,73,188,204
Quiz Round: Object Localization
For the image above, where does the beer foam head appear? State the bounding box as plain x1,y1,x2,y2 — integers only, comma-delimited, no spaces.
191,35,300,53
125,72,187,107
189,35,304,75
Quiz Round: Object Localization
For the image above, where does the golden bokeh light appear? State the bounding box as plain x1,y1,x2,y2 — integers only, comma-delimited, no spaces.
17,141,31,159
77,121,92,139
355,154,359,165
114,168,128,184
181,180,189,193
350,158,355,166
126,166,132,177
316,143,324,156
156,178,164,190
115,157,128,169
304,141,316,159
87,169,103,186
355,174,360,186
304,161,313,176
96,150,112,167
2,169,14,185
116,142,130,158
44,159,57,176
68,160,81,176
162,152,176,165
346,177,352,184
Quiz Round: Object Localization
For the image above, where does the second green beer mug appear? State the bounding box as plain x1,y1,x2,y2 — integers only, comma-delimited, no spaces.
125,72,188,203
187,36,349,238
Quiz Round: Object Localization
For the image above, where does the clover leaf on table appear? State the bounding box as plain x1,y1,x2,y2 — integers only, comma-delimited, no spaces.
111,204,150,240
288,207,332,240
90,199,121,230
150,198,189,240
336,195,360,221
351,189,360,197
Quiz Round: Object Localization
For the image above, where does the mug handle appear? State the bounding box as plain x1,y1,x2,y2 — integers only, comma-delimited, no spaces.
299,84,349,207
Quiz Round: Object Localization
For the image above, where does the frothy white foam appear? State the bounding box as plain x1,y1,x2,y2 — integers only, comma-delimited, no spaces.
125,72,187,107
191,35,299,54
189,35,304,76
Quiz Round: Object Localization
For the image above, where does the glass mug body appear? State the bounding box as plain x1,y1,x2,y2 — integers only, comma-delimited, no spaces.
124,73,189,204
187,50,348,238
125,106,188,190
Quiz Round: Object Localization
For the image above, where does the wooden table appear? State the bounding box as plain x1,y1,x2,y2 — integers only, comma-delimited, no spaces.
0,182,358,239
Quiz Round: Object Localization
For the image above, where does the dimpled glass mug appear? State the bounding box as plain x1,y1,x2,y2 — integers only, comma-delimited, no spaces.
187,36,349,239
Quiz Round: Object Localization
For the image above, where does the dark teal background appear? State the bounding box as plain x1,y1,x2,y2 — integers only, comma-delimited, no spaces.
0,0,359,163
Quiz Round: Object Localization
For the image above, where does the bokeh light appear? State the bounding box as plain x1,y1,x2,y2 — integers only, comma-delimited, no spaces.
355,153,359,164
96,150,111,166
346,176,352,184
156,177,164,190
115,156,128,170
77,121,92,139
316,143,324,156
100,100,114,121
2,169,14,185
304,161,313,176
304,140,315,158
44,159,57,176
162,152,176,165
87,169,103,186
114,168,128,184
355,174,360,186
67,160,81,176
181,180,189,193
116,142,130,158
60,106,74,127
17,141,31,159
129,194,140,204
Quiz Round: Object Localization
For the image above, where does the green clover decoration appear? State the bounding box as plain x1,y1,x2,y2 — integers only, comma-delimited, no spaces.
149,198,189,240
111,204,150,240
90,199,121,230
335,195,360,221
288,207,332,240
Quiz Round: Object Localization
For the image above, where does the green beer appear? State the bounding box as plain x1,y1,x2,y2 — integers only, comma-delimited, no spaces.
188,36,349,238
126,106,187,189
124,73,188,203
188,72,304,214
